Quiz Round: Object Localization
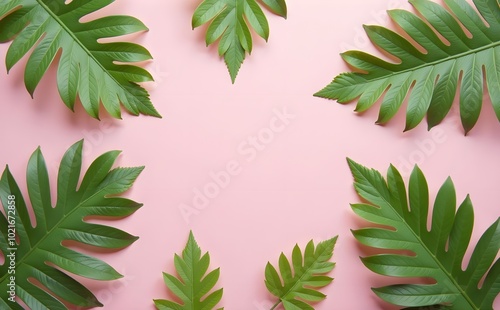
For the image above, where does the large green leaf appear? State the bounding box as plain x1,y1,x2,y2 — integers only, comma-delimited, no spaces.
192,0,287,83
265,237,337,310
0,0,160,119
0,140,144,309
316,0,500,134
154,231,224,310
348,159,500,309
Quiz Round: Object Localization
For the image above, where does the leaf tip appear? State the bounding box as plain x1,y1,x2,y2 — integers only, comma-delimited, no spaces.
313,89,324,98
148,108,163,119
346,157,359,170
192,18,201,30
403,121,417,132
463,125,473,136
328,235,339,245
115,272,124,279
136,165,146,175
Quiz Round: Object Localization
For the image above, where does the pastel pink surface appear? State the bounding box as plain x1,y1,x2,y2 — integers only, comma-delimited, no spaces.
0,0,499,309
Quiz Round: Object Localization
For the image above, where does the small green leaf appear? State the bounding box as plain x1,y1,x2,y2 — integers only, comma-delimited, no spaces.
265,237,337,310
192,0,227,28
192,0,287,82
244,0,270,40
261,0,287,18
154,231,223,310
459,54,483,134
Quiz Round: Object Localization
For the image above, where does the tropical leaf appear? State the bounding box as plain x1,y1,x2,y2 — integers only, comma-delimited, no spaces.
315,0,500,133
0,140,143,309
0,0,160,119
265,237,337,310
154,231,223,310
192,0,287,83
347,159,500,309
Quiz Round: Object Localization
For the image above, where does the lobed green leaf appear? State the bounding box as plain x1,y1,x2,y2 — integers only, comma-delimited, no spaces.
0,140,143,309
316,0,500,133
0,0,160,119
265,237,337,310
154,231,224,310
192,0,287,83
348,159,500,309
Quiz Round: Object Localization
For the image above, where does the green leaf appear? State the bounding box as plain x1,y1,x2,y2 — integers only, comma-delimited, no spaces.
403,306,452,310
0,0,20,18
260,0,287,18
347,159,500,309
265,237,337,310
0,0,161,119
192,0,287,83
154,231,224,310
0,140,144,309
315,0,500,134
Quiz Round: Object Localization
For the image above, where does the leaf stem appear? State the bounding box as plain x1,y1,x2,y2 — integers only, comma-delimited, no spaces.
270,300,281,310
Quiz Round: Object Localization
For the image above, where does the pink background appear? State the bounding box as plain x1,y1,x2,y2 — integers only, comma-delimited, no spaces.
1,0,499,309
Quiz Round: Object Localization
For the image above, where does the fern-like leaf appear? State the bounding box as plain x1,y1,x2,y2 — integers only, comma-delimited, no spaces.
316,0,500,133
0,0,160,119
154,231,223,310
0,140,143,309
265,237,337,310
192,0,287,83
348,159,500,309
